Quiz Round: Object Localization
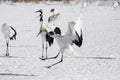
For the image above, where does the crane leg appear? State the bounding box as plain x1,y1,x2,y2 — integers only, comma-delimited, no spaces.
6,42,9,56
42,44,44,58
39,42,45,60
45,41,48,59
45,49,61,60
45,52,63,68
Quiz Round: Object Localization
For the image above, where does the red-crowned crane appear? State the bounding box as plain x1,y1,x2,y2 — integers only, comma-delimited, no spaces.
1,23,17,56
48,9,60,26
35,9,54,60
45,17,83,68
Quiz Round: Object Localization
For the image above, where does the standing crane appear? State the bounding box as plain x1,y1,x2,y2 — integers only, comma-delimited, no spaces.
35,9,54,60
1,23,17,56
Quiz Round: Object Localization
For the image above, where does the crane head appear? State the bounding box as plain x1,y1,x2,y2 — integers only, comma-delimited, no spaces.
35,9,42,13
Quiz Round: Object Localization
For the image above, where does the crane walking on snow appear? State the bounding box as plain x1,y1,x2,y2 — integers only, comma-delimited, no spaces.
45,17,83,68
1,23,17,56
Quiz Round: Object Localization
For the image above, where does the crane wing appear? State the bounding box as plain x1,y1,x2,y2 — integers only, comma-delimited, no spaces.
65,17,83,47
48,14,57,23
9,26,17,40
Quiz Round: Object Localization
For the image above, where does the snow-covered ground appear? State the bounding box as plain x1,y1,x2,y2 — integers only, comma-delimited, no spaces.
0,2,120,80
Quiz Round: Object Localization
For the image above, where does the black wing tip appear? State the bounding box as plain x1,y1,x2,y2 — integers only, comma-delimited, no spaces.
73,30,83,47
73,38,83,47
9,26,17,40
10,35,16,40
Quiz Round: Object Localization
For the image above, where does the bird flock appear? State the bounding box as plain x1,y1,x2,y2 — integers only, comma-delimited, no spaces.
1,8,83,68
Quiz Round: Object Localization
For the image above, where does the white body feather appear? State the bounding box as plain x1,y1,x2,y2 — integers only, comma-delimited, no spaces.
65,17,83,44
54,17,83,56
1,23,15,41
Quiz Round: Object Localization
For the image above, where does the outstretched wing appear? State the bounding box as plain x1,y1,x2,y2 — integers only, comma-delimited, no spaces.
65,17,83,47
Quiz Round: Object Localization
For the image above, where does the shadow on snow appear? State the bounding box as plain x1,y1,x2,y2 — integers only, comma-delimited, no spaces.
0,55,25,59
75,56,119,59
0,73,37,76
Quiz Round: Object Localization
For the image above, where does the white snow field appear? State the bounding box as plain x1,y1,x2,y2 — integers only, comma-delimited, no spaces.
0,1,120,80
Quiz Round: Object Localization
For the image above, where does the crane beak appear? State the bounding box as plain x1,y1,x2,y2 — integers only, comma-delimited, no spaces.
35,10,39,13
35,9,42,13
36,30,42,37
36,29,49,37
